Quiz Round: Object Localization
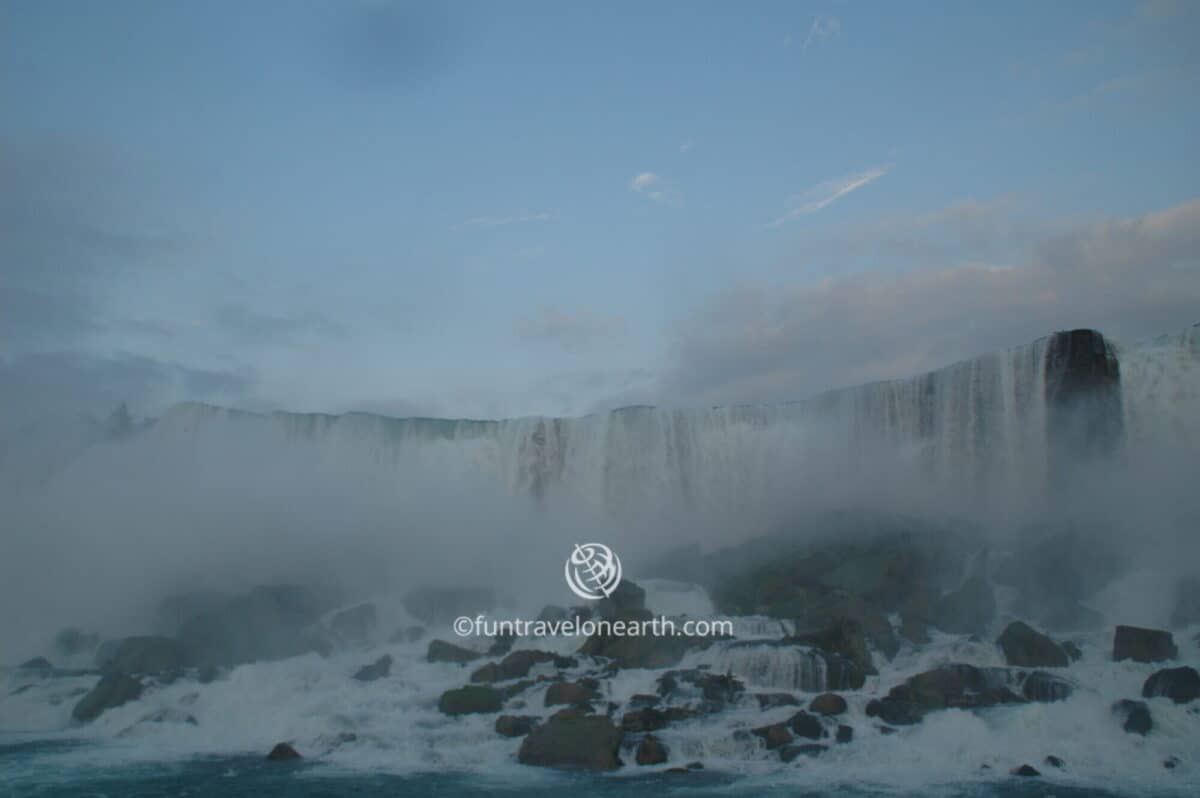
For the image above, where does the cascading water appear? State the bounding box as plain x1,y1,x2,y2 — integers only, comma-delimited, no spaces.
144,329,1091,521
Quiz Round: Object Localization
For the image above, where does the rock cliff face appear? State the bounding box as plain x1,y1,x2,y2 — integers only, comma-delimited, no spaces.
1044,329,1124,475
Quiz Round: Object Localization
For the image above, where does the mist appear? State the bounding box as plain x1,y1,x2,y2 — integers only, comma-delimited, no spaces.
3,326,1197,666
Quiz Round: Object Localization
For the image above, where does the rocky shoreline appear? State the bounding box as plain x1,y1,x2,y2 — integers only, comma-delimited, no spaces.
5,519,1199,784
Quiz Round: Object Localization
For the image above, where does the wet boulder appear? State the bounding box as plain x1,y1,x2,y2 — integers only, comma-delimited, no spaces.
1011,764,1040,777
621,707,668,732
495,714,539,737
656,669,744,708
438,685,503,715
784,620,873,686
266,742,301,761
865,664,1026,725
72,674,143,722
1142,666,1200,704
787,710,826,740
517,714,623,770
755,692,800,709
102,636,189,676
18,657,53,674
836,724,853,743
751,722,793,750
595,580,647,619
352,654,392,682
579,609,710,669
635,733,669,765
545,680,600,707
471,650,576,683
780,743,827,762
997,621,1069,668
809,692,847,716
1113,626,1177,663
1019,670,1074,702
1113,699,1152,735
427,639,483,664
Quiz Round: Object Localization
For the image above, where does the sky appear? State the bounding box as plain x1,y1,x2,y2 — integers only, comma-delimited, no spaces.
2,0,1199,425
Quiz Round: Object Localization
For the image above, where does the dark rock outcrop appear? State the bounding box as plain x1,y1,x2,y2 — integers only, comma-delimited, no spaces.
330,603,377,647
1044,755,1065,769
787,710,826,740
517,714,623,770
932,553,995,635
495,714,539,737
621,707,667,733
1113,699,1152,735
997,621,1069,668
784,620,873,686
176,585,334,668
1142,666,1200,704
836,724,853,743
1011,764,1040,777
780,743,827,762
579,609,711,669
352,654,392,682
809,693,847,716
865,664,1029,725
595,580,647,619
18,657,53,673
1113,626,1177,663
470,650,576,683
101,636,188,676
545,680,600,707
751,723,793,750
438,685,503,715
72,674,143,722
755,692,800,709
1020,671,1074,703
1171,577,1200,628
993,531,1119,633
1043,329,1123,473
427,639,483,664
266,742,301,761
53,628,100,658
635,733,668,765
657,669,744,708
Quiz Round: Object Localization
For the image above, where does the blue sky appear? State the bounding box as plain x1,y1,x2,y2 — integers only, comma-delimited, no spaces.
3,0,1199,422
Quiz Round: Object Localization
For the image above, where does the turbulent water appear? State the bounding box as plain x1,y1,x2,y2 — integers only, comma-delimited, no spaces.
2,325,1198,796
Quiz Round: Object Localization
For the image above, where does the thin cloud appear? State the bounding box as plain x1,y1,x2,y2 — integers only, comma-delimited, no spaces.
768,165,890,227
629,172,679,204
458,210,553,228
516,307,625,353
801,16,841,52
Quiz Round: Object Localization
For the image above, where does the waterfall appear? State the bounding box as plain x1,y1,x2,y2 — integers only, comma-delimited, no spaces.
694,641,832,692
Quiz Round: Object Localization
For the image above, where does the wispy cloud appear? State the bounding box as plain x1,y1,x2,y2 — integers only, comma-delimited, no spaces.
629,171,680,204
679,140,694,154
768,165,890,227
801,16,841,52
516,307,625,353
458,210,553,228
